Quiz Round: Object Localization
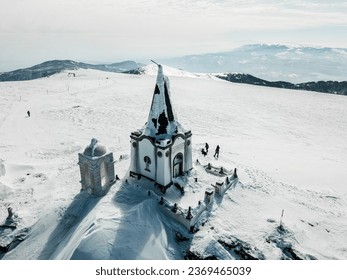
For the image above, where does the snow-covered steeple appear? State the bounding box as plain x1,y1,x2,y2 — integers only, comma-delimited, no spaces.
143,64,182,139
129,63,193,189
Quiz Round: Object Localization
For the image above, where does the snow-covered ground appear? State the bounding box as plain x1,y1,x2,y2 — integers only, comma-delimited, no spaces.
0,68,346,259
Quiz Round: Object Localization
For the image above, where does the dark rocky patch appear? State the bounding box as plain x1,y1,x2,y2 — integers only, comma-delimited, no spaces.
185,250,218,260
217,73,347,96
0,227,29,257
175,231,189,242
218,238,263,260
0,209,29,258
282,247,303,260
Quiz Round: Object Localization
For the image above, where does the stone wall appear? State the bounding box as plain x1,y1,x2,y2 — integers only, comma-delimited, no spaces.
158,187,215,230
212,173,239,195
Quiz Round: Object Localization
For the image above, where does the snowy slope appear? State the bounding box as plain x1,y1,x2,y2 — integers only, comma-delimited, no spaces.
127,63,205,79
0,69,346,259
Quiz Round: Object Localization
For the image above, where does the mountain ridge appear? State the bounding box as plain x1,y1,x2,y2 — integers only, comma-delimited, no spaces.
161,44,347,83
1,47,347,96
217,73,347,96
0,60,143,82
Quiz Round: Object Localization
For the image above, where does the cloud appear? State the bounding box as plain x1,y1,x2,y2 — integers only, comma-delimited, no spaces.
0,0,346,70
1,0,346,33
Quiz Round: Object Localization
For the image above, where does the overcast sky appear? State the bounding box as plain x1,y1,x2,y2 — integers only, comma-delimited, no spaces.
1,0,347,71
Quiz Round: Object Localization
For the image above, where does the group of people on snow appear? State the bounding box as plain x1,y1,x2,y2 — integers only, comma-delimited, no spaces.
201,143,220,158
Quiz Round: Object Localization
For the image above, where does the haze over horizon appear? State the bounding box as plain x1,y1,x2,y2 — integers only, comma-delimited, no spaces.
1,0,347,71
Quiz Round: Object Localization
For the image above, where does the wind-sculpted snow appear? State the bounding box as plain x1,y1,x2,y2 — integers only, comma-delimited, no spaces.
70,197,170,260
0,69,346,259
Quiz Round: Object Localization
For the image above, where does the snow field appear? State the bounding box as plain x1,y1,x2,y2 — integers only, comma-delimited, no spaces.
0,68,346,259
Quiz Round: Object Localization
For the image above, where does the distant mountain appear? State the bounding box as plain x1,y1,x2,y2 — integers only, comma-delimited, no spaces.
162,44,347,83
217,73,347,95
125,63,347,95
0,60,143,82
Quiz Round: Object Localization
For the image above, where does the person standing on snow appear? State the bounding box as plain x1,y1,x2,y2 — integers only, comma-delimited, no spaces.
214,145,220,158
205,143,209,153
27,110,30,117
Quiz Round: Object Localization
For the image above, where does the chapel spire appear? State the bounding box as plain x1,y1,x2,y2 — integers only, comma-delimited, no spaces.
143,64,179,139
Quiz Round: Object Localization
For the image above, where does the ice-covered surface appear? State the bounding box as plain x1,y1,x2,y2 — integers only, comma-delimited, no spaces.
142,64,185,138
82,138,107,158
0,68,346,259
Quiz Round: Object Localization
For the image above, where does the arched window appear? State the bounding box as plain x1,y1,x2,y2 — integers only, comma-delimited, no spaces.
144,156,151,172
173,153,183,165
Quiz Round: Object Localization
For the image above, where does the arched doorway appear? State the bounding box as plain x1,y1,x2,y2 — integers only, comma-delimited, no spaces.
173,153,183,178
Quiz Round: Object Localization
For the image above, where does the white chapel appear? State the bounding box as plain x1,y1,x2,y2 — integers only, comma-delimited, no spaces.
129,64,192,191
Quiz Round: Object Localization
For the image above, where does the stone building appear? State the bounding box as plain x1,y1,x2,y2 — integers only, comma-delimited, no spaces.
78,138,115,196
129,64,192,191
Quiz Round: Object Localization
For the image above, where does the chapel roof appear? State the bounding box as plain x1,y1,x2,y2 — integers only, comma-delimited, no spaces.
142,64,185,140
